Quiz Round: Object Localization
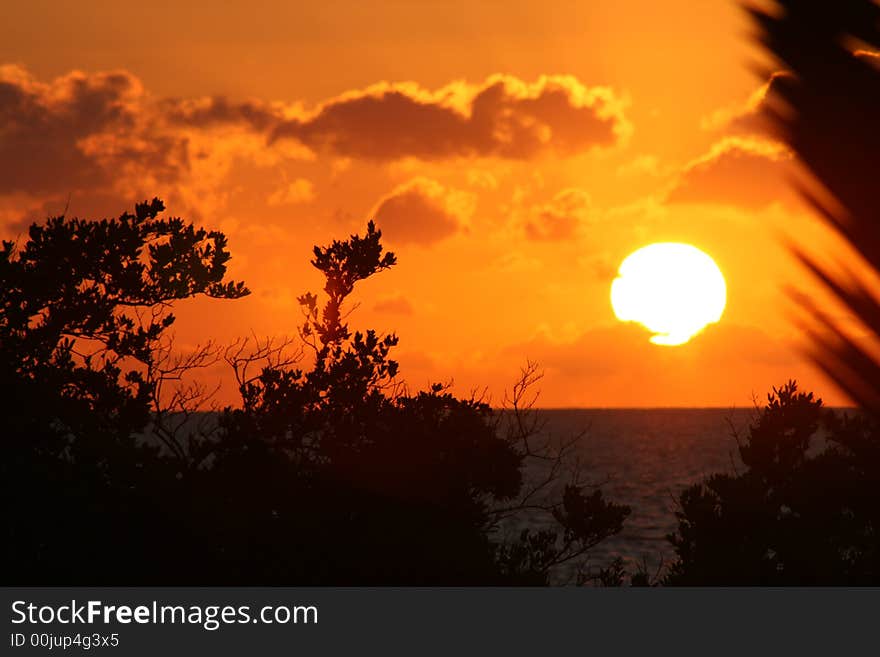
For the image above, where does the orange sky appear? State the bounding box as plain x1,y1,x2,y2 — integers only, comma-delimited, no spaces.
0,0,865,406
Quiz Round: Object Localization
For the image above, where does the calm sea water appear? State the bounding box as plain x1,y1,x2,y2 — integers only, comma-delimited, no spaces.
511,408,758,580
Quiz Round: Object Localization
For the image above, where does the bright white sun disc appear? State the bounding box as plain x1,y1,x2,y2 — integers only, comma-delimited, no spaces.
610,243,726,346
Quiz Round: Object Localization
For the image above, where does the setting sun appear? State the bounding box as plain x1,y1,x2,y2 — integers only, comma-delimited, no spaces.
610,243,726,346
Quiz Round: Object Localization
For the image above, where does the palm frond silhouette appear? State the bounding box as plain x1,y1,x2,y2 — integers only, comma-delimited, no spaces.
749,0,880,411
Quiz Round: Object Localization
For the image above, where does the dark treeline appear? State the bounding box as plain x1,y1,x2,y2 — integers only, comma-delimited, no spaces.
1,200,630,584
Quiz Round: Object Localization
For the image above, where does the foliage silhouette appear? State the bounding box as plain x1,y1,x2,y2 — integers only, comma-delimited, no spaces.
665,0,880,588
666,381,880,584
2,205,628,584
1,199,248,581
750,0,880,411
209,221,629,584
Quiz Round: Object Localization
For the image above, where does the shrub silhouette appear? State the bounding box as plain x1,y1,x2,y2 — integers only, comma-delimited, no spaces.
1,199,248,581
666,381,880,585
207,221,629,584
2,205,629,584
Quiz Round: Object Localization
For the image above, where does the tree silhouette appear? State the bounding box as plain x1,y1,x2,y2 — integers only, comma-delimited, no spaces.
3,207,628,584
1,199,248,580
208,221,629,584
666,381,880,584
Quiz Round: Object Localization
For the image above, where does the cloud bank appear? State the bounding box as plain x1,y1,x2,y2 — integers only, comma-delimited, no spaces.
371,177,475,245
269,75,629,160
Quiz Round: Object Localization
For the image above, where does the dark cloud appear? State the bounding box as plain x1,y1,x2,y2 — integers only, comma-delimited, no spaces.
270,75,629,160
162,95,279,132
372,178,473,246
667,137,798,210
0,65,187,196
1,66,628,216
524,188,592,241
1,66,628,238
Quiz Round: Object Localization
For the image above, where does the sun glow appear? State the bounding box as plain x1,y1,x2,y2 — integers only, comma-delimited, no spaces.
610,243,726,346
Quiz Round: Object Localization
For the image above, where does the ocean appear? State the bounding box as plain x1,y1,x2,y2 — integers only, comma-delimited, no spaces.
511,408,759,581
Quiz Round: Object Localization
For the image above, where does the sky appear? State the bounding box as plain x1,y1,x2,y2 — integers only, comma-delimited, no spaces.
0,0,868,406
